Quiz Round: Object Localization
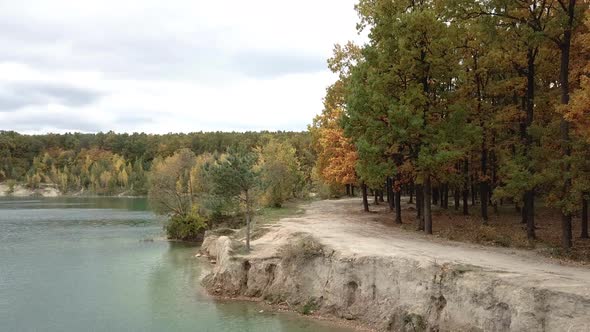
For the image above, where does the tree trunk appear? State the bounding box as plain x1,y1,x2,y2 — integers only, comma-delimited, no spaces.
463,159,469,215
475,49,488,223
433,187,439,206
424,176,433,235
351,185,355,197
387,178,395,212
562,214,573,249
454,189,460,211
374,190,379,205
379,190,385,203
362,183,369,212
189,172,195,208
490,136,499,215
245,190,251,251
386,179,391,203
525,190,535,239
480,145,489,223
416,184,424,230
409,182,414,204
346,184,351,197
559,1,575,249
523,47,537,238
395,189,402,224
442,184,449,209
581,196,589,239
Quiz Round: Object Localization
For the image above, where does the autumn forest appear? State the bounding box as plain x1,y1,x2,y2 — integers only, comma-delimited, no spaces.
311,0,590,252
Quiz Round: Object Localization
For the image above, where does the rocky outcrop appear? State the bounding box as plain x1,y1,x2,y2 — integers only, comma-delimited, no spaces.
201,230,590,332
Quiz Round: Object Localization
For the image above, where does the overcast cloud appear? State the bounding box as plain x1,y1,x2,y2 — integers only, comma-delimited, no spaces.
0,0,362,134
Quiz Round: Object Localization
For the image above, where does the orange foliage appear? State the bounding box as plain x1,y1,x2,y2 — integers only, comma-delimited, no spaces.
311,104,357,186
567,76,590,142
566,13,590,142
317,126,358,185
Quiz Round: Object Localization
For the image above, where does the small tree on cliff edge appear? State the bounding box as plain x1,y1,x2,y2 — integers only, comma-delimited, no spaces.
211,149,259,251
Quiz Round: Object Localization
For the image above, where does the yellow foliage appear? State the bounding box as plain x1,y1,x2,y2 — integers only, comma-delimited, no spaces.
310,80,358,187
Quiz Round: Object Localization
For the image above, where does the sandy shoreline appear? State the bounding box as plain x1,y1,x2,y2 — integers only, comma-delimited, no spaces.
0,182,148,198
0,183,60,197
203,285,375,332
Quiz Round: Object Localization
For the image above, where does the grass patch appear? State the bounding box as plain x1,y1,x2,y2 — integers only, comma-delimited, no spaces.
255,200,305,225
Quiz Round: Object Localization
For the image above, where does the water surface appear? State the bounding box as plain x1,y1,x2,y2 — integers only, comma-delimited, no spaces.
0,197,350,332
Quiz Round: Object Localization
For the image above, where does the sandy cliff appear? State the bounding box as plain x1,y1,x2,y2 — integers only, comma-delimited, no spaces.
201,199,590,332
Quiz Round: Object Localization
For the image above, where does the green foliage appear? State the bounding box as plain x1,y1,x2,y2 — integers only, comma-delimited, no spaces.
165,207,208,242
148,148,197,216
326,0,590,246
493,155,537,204
211,148,260,199
0,131,314,197
210,148,260,250
255,202,305,225
129,159,148,195
141,140,308,242
354,138,393,189
257,139,304,207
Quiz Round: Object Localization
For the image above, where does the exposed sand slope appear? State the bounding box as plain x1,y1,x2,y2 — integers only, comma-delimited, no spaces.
0,183,60,197
202,198,590,331
279,198,590,297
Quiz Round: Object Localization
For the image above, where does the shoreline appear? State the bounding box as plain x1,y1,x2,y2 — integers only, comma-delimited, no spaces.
0,183,147,199
203,280,375,332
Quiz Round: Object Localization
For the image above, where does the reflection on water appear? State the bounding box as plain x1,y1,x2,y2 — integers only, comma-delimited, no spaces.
0,197,352,332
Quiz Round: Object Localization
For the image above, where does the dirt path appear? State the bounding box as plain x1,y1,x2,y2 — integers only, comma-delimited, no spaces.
276,198,590,298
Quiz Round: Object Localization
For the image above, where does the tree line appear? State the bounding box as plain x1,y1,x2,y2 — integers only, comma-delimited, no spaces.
311,0,590,249
0,131,314,196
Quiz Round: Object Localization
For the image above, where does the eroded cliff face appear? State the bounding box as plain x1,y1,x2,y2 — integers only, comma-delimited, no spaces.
200,230,590,332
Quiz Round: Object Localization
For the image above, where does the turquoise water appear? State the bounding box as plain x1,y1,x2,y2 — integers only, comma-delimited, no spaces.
0,197,349,332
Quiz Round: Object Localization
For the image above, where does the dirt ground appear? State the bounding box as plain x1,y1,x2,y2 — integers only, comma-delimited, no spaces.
273,198,590,298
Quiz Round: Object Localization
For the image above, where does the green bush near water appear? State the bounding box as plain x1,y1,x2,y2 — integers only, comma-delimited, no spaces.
165,212,208,242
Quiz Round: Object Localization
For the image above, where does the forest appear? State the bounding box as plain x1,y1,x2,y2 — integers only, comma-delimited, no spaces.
0,130,313,196
311,0,590,251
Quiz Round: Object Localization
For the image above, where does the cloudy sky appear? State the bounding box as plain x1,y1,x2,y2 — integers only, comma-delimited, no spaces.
0,0,361,134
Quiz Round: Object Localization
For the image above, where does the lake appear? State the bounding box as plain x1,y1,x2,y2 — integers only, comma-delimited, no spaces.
0,197,351,332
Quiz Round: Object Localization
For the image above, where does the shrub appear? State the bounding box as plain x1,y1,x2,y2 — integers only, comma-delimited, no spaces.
165,212,208,242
